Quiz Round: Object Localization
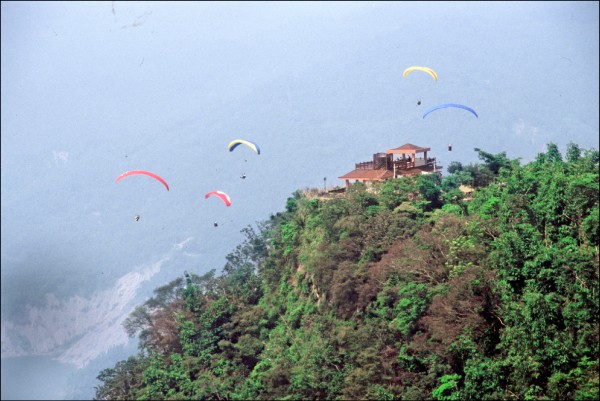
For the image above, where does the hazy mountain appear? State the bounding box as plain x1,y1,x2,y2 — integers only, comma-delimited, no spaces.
1,2,598,399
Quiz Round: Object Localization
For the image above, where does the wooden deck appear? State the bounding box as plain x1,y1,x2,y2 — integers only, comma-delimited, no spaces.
354,157,437,173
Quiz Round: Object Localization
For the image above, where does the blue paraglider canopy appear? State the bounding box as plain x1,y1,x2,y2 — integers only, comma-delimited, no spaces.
423,103,478,119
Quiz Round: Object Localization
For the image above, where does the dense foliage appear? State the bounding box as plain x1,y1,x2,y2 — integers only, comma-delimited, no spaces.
95,143,599,400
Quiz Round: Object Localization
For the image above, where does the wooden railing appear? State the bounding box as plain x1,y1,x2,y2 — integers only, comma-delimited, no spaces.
355,161,374,170
394,157,437,170
355,157,437,171
355,160,390,170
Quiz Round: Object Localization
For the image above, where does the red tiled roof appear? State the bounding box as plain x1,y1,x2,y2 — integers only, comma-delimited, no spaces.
399,164,441,176
386,143,431,154
338,169,394,181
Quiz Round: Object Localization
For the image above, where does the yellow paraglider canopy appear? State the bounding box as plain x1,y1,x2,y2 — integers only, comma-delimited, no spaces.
402,66,438,81
227,139,260,155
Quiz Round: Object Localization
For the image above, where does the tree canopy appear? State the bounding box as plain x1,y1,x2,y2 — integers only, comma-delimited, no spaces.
95,143,599,401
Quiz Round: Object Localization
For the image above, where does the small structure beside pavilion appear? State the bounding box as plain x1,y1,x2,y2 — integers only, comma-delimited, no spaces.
338,143,442,188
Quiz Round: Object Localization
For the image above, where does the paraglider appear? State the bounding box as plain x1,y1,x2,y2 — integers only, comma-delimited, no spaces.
115,170,170,191
422,103,478,119
134,215,140,221
227,139,260,155
214,222,218,227
205,191,232,207
240,173,246,179
448,144,453,152
416,99,422,106
402,66,438,81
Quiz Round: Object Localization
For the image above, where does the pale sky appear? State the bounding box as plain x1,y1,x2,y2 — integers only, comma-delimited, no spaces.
2,1,598,399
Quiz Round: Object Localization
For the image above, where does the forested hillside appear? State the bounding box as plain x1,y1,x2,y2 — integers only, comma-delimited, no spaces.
95,143,599,400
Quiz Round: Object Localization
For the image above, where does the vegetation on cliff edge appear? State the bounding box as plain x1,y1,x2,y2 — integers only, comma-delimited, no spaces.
95,143,599,400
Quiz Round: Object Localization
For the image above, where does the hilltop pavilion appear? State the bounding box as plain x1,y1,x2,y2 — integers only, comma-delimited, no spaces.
338,143,441,188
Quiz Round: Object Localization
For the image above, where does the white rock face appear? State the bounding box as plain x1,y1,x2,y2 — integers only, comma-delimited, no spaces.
1,257,167,368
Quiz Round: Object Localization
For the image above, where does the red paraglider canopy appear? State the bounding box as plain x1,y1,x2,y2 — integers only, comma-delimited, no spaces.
115,170,170,191
205,191,231,207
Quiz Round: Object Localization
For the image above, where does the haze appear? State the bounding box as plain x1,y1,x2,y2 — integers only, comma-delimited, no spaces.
1,1,598,399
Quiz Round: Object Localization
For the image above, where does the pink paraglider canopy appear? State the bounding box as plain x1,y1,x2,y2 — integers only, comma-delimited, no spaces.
204,191,231,206
115,170,170,191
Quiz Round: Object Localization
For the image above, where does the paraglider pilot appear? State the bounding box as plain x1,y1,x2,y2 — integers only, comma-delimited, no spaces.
448,144,452,151
134,215,140,221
